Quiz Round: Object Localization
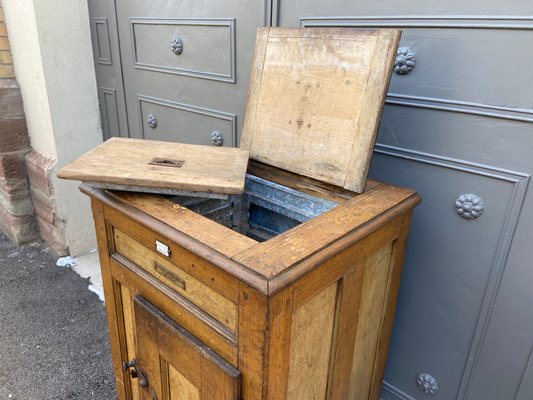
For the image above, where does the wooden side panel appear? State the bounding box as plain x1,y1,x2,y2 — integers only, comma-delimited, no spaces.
266,287,294,400
368,213,413,400
328,266,365,399
292,217,404,308
90,198,129,399
237,285,269,400
169,364,199,400
286,282,338,399
347,242,394,400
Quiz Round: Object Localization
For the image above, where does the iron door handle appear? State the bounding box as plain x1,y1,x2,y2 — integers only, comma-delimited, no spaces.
122,359,148,387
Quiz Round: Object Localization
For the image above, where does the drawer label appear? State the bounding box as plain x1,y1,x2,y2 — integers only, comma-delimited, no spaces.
154,262,186,290
155,240,171,257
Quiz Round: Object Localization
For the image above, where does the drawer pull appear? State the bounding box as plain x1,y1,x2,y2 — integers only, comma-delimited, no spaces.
155,262,186,290
155,240,171,257
394,47,416,75
211,130,224,146
171,36,183,55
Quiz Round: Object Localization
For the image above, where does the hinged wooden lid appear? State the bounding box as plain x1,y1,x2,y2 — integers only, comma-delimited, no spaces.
58,138,249,197
240,27,400,193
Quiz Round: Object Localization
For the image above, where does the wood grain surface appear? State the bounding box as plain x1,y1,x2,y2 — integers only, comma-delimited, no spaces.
113,228,238,331
286,283,338,399
59,138,249,195
241,27,400,192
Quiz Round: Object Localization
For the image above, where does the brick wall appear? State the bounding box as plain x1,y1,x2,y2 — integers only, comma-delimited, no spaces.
0,3,37,243
0,5,14,79
26,151,67,255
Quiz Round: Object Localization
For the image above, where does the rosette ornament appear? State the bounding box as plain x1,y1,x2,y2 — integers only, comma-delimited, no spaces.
416,373,439,395
455,193,484,219
394,47,416,75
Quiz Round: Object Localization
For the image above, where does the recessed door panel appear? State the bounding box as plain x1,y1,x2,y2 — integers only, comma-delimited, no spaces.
114,0,264,142
133,296,241,400
138,95,236,146
88,0,129,139
370,149,528,399
131,18,235,82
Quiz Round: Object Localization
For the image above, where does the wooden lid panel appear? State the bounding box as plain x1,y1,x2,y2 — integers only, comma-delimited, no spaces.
241,28,400,193
58,138,250,195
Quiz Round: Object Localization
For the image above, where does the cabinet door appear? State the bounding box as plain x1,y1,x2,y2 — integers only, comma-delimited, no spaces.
132,295,241,400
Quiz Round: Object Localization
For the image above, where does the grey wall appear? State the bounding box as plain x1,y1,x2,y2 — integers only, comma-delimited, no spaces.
88,1,533,399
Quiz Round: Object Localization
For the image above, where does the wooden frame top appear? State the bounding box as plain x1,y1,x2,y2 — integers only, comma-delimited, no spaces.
82,175,420,295
240,27,401,193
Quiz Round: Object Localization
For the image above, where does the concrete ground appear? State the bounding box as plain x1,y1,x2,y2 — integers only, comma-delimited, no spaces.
0,231,116,399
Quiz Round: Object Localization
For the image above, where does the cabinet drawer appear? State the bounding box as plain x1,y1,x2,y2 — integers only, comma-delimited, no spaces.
113,228,238,332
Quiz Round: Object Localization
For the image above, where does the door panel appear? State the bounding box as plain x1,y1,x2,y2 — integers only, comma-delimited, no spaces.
114,0,263,143
299,22,533,110
131,18,235,82
137,95,236,146
370,150,528,399
275,3,533,400
133,296,241,400
88,0,129,139
168,365,199,400
275,1,533,24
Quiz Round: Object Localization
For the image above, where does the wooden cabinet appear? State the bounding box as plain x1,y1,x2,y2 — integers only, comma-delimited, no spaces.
72,27,417,399
84,163,420,400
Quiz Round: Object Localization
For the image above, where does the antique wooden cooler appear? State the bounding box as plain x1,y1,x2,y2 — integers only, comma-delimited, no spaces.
60,28,420,400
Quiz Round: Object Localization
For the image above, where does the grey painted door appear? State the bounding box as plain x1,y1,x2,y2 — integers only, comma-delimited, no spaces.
88,1,533,399
88,0,129,140
275,2,533,400
92,0,267,147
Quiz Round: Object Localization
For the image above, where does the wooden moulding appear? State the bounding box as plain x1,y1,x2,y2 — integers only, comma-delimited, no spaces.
232,183,420,293
81,182,420,296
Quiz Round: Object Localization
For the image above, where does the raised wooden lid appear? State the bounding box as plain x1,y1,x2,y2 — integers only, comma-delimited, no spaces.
58,138,249,196
240,27,400,193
